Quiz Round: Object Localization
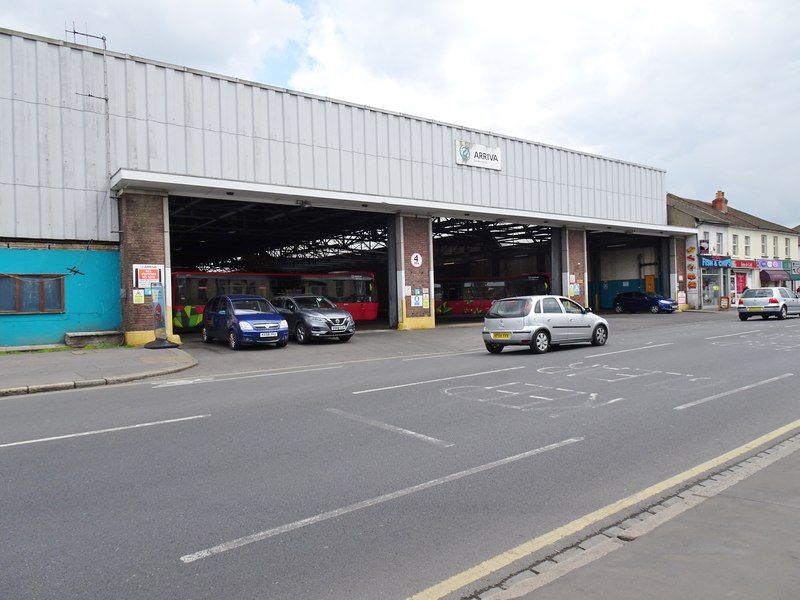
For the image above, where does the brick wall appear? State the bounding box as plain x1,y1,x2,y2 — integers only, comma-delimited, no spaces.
567,229,587,305
402,216,432,318
119,192,165,332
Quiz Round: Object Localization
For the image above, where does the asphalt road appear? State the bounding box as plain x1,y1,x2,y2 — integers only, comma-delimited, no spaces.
2,312,799,599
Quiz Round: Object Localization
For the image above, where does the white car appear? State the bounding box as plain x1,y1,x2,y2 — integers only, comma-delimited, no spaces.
737,287,800,320
482,295,609,354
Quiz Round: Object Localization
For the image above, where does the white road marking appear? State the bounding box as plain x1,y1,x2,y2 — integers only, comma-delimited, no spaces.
705,330,759,340
179,437,583,563
402,350,485,361
584,343,673,358
153,365,342,387
155,348,491,387
0,415,210,449
352,367,525,395
674,373,795,410
324,408,454,448
606,397,625,404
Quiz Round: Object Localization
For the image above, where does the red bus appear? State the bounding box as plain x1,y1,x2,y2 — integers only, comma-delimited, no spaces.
172,270,378,331
434,273,551,317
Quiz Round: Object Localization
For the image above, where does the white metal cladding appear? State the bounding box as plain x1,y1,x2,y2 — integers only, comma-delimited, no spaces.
0,28,667,243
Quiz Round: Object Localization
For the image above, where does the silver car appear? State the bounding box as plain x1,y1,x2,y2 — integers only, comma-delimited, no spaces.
273,295,356,343
737,287,800,321
482,295,609,354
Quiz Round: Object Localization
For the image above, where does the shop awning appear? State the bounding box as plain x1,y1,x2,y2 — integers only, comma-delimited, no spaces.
760,269,789,283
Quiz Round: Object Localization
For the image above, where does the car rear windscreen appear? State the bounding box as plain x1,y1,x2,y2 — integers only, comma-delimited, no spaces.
742,289,773,298
486,299,532,318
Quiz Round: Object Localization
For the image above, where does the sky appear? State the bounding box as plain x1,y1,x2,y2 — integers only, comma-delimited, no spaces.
2,0,798,227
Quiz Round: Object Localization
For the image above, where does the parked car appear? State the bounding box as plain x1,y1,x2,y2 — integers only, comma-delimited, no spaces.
482,295,609,354
613,291,678,314
273,295,356,343
737,287,800,320
201,294,288,350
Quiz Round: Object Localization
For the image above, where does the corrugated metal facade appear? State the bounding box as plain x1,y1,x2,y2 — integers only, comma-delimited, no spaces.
0,28,667,243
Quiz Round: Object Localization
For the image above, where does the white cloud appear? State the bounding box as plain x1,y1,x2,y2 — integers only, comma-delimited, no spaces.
290,0,800,225
0,0,307,81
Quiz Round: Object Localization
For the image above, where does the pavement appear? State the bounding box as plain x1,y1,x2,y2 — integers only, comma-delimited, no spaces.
477,433,800,600
0,346,196,396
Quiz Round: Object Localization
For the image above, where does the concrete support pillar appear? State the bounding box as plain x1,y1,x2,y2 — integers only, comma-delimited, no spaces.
565,228,589,306
549,228,564,296
118,190,179,346
395,215,435,330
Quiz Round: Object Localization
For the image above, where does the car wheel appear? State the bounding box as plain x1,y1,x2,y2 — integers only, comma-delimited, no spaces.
778,305,788,320
649,304,660,314
738,314,749,321
338,335,353,342
228,330,239,350
275,340,288,348
613,303,623,314
295,323,309,344
201,327,213,343
531,330,550,354
485,342,503,354
591,324,608,346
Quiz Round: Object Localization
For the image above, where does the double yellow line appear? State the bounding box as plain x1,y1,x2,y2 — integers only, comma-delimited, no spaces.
411,418,800,599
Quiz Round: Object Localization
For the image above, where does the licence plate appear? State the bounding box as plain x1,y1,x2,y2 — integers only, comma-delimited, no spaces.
260,332,278,337
747,307,762,312
491,332,511,340
331,325,346,331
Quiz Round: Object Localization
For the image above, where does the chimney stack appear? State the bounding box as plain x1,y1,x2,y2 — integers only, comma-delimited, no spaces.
712,190,728,213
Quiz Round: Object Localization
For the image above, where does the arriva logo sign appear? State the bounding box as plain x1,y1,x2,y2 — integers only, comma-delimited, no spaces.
454,140,502,171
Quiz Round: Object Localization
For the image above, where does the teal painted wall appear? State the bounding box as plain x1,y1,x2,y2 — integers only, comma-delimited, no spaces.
591,278,663,310
0,248,120,346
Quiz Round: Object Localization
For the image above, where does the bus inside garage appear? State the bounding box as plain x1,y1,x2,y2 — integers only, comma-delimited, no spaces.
167,197,390,332
433,218,553,318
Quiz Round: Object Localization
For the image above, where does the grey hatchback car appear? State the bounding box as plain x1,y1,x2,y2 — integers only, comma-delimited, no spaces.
737,287,800,320
482,295,609,354
273,295,356,343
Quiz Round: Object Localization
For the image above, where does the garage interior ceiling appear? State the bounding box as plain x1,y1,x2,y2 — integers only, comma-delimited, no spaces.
169,197,556,271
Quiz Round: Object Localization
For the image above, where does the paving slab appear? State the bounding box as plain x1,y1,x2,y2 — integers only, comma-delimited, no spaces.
511,449,800,600
0,347,196,396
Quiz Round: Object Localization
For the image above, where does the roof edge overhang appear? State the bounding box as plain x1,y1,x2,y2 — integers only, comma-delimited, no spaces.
111,169,695,237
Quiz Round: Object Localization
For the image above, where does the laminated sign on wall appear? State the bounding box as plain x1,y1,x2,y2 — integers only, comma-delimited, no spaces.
454,141,502,171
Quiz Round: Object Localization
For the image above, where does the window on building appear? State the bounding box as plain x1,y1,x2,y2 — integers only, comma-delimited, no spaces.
786,238,791,258
761,235,768,257
0,275,65,314
744,236,751,256
715,232,723,254
773,236,779,258
732,234,739,256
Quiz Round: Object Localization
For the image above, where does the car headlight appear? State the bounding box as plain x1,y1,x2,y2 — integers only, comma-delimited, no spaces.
239,321,254,331
310,315,326,323
279,320,288,329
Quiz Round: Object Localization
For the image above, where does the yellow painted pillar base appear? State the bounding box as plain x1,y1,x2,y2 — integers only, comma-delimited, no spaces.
124,330,182,346
397,315,436,330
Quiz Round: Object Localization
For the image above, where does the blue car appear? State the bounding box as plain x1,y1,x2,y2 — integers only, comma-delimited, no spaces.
613,291,677,314
201,294,289,350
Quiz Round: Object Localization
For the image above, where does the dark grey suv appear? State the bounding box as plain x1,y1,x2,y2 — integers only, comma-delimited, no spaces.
273,295,356,343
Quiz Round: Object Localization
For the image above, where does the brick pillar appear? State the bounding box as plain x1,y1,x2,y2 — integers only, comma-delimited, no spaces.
396,215,435,330
119,191,171,345
566,229,588,306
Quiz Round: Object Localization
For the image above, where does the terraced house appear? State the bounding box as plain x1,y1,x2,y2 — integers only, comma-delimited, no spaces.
668,191,800,310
